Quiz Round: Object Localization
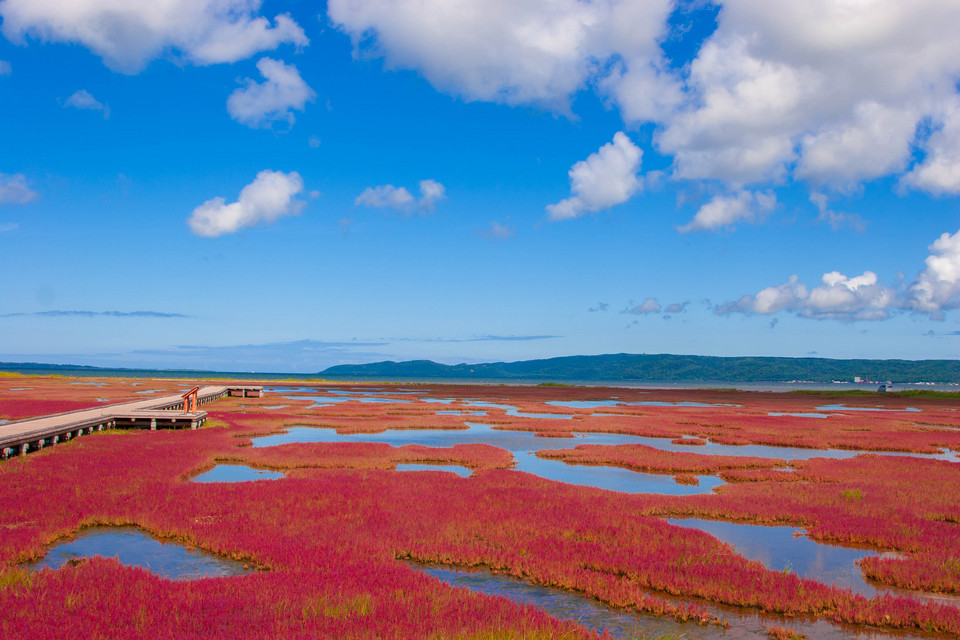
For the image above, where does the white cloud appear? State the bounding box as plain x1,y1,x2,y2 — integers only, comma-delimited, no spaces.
418,179,446,211
355,179,445,213
328,1,960,200
623,298,662,315
0,0,308,73
547,132,642,221
188,170,304,237
227,58,314,129
657,0,960,191
0,222,18,232
0,60,10,75
717,228,960,321
355,185,414,209
328,0,675,113
907,229,960,315
717,271,896,321
64,89,109,118
901,101,960,196
677,190,776,233
0,173,38,205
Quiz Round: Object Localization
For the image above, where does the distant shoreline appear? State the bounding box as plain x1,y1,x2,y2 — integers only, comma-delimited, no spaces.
1,362,958,394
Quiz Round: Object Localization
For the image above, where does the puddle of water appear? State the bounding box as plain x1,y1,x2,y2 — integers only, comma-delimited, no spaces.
436,410,487,416
0,419,7,425
595,434,956,462
414,564,908,640
192,465,285,483
252,424,721,496
546,400,622,409
667,518,960,607
135,389,160,394
668,518,876,595
630,401,740,408
420,398,455,404
264,386,317,393
261,405,289,410
284,395,412,408
816,405,920,413
24,528,253,580
464,401,574,420
396,463,473,477
10,387,31,391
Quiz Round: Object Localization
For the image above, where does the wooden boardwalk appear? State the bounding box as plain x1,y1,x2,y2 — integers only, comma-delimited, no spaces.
0,385,262,458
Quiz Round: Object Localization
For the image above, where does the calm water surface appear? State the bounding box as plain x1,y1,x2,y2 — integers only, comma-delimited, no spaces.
192,464,285,483
251,423,722,496
396,463,473,477
667,518,960,606
414,563,920,640
24,528,252,580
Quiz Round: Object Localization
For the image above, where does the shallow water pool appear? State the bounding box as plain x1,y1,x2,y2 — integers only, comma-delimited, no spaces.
24,528,253,580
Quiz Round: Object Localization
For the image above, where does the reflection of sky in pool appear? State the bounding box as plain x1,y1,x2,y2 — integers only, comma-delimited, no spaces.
414,564,907,640
436,410,487,416
817,404,920,412
252,423,721,496
464,401,574,419
396,463,473,477
192,465,284,483
666,518,960,606
24,528,252,580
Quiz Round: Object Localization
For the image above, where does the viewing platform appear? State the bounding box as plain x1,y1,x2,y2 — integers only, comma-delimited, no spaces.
0,385,262,459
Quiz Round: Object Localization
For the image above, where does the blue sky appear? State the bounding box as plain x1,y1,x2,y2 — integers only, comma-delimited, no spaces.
1,0,959,372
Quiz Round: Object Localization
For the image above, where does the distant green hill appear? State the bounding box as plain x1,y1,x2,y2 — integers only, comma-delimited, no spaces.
320,353,960,383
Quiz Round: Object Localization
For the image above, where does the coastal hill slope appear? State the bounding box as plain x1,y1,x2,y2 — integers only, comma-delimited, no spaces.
320,353,960,383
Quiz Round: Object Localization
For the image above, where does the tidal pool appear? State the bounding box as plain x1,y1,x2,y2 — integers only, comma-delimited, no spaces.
435,410,487,416
414,563,912,640
817,404,920,413
192,464,285,483
667,518,960,606
252,423,722,496
396,463,473,477
464,401,574,419
24,528,253,580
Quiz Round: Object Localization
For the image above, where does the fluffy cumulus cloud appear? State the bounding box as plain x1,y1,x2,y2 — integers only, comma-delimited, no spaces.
717,272,896,321
188,170,305,237
355,179,446,213
623,298,662,315
227,58,314,129
0,60,10,75
0,0,308,73
656,0,960,193
0,173,38,205
677,190,776,233
901,101,960,196
547,132,642,221
718,228,960,321
328,0,675,113
63,89,109,118
328,1,960,199
907,229,960,316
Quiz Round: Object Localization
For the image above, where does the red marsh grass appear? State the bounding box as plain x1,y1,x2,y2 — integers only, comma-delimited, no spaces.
2,378,960,638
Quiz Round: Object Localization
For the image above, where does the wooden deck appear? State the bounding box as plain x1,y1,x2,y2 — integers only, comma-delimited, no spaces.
0,385,262,458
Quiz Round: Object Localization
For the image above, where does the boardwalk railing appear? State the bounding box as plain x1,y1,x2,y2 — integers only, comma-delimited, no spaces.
1,385,262,459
